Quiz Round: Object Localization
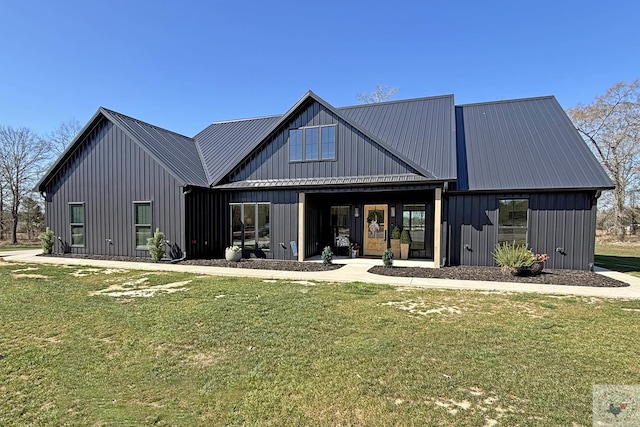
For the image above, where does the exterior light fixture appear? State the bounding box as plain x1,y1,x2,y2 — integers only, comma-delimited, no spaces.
390,206,396,217
354,207,360,218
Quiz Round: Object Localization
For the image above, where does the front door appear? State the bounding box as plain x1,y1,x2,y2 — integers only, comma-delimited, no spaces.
363,204,388,256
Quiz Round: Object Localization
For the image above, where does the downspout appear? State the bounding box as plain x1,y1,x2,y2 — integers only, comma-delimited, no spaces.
173,185,193,262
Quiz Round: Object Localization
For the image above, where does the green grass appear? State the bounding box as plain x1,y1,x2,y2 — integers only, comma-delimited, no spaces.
1,261,639,425
0,244,40,252
595,243,640,276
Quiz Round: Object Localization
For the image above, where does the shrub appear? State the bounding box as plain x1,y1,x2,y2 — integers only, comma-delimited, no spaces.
382,248,394,268
321,246,333,266
147,228,165,262
400,229,412,244
493,241,535,275
39,227,55,254
391,226,401,240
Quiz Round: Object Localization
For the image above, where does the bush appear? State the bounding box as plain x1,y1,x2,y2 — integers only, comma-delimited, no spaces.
493,241,535,275
147,228,165,262
391,226,401,240
38,227,54,254
321,246,333,266
382,248,393,268
400,229,412,244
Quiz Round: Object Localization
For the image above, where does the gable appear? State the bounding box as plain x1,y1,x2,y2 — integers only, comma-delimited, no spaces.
222,98,427,185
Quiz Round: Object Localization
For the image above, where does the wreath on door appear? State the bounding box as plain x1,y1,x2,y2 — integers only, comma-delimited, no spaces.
367,211,381,236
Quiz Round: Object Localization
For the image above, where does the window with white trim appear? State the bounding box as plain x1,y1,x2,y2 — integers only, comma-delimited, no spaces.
134,202,152,249
69,203,85,247
289,125,336,161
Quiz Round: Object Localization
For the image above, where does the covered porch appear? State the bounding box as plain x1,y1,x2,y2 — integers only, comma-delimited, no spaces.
297,186,444,267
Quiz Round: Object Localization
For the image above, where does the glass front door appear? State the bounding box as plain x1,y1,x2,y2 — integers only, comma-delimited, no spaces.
363,204,388,256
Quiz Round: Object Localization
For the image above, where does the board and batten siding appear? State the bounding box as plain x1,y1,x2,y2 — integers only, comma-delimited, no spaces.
43,118,186,257
228,100,420,183
447,191,598,270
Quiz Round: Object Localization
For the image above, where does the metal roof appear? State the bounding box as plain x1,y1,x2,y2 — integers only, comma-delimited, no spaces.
194,115,281,185
339,95,456,180
102,109,209,187
214,173,434,189
455,96,614,191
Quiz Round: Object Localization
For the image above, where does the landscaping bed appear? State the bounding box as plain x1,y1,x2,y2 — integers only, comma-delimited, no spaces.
369,265,629,287
40,253,342,272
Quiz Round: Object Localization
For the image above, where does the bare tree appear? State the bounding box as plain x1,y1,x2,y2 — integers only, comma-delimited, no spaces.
567,80,640,237
47,118,81,158
357,84,399,104
0,126,50,244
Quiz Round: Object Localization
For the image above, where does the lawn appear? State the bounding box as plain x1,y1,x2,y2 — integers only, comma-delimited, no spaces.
595,243,640,276
0,244,39,252
1,261,639,426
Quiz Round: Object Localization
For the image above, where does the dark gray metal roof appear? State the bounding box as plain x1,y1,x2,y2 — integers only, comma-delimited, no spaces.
194,115,281,185
455,96,614,191
102,108,209,187
339,95,456,180
214,173,434,189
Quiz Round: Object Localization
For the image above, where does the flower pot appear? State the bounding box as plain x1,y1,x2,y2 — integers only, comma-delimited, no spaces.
225,248,242,262
390,239,401,260
400,243,410,260
351,250,357,258
530,261,544,275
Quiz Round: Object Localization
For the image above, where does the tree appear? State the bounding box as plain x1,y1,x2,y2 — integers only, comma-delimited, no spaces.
20,196,45,240
46,118,81,158
357,84,399,104
567,80,640,237
0,126,49,244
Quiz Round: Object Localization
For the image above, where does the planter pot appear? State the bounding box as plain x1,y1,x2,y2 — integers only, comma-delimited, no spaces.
400,243,410,260
225,249,242,262
530,261,544,275
390,239,401,260
351,250,357,258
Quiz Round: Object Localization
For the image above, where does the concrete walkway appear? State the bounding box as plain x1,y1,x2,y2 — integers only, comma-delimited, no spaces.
3,249,640,299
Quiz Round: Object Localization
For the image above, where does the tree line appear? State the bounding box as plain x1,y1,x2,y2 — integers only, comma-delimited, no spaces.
0,120,80,244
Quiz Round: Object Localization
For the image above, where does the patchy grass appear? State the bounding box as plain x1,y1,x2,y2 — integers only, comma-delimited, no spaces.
595,243,640,276
1,261,639,425
0,244,39,252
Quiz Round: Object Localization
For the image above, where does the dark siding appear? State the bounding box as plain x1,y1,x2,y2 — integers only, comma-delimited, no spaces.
44,119,185,257
228,101,419,183
447,191,598,270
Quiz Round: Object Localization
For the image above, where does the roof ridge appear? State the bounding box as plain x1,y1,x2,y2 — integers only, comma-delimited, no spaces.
207,114,283,126
456,95,555,108
100,107,194,140
338,94,455,110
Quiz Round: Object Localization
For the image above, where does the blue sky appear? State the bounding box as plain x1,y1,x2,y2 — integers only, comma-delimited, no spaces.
1,0,638,137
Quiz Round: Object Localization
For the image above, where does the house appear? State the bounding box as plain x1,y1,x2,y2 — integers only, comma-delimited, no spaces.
36,91,614,270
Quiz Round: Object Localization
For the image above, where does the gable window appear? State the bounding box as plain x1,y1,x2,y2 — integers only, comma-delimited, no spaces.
230,202,270,250
69,203,85,247
134,202,152,249
498,199,528,246
289,125,336,162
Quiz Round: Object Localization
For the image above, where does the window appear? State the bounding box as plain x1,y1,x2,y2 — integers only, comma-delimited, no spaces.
134,202,152,249
498,199,528,246
230,203,270,250
402,204,426,252
69,203,85,247
289,125,336,161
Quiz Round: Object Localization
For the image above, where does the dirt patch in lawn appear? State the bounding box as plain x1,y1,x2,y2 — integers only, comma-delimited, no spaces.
369,265,629,287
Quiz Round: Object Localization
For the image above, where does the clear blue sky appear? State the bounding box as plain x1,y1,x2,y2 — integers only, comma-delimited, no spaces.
1,0,638,137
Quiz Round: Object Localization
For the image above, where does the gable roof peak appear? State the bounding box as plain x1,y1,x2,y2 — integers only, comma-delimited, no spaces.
99,107,192,140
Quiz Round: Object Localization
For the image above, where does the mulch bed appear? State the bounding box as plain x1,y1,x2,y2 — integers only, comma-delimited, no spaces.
39,254,629,287
369,265,629,288
40,253,342,272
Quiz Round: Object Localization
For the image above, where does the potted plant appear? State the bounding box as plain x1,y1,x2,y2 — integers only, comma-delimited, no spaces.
225,245,242,262
400,229,411,260
349,242,360,258
390,226,401,259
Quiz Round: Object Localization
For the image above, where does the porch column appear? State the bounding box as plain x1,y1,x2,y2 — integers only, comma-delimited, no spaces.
433,188,442,268
298,192,305,261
